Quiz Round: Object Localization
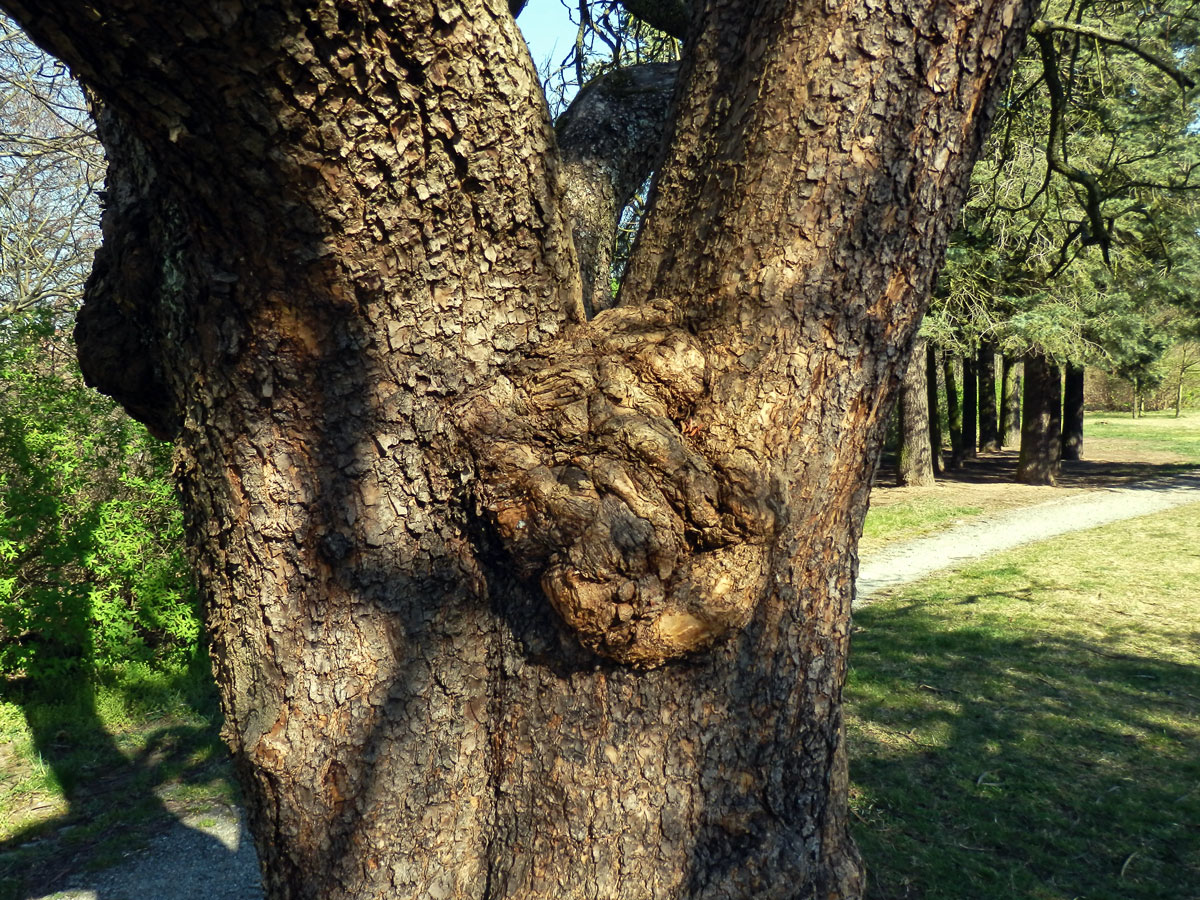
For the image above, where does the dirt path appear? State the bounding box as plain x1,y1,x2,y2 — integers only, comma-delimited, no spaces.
31,807,262,900
856,468,1200,604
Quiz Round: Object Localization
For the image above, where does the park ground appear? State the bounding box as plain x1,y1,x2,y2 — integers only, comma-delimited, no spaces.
1,411,1198,899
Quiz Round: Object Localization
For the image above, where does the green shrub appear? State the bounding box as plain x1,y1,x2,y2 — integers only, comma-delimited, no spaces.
0,312,198,683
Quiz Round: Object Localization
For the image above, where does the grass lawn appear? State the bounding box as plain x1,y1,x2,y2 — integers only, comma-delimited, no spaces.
0,661,235,899
862,409,1200,551
860,498,984,547
1086,410,1200,465
848,502,1200,899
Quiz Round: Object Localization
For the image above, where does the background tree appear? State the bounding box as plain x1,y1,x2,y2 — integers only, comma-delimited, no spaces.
925,343,945,474
978,341,1001,450
1017,351,1064,483
0,1,1038,897
0,18,196,686
896,337,935,486
938,0,1200,471
1001,354,1022,444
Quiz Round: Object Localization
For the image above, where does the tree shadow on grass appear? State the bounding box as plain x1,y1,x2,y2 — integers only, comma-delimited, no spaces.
0,658,261,900
930,449,1199,488
846,598,1200,900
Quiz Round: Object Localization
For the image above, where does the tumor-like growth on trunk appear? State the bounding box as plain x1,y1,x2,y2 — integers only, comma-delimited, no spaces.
458,300,775,666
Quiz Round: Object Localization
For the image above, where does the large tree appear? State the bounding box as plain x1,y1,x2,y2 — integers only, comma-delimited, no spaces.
0,1,1034,897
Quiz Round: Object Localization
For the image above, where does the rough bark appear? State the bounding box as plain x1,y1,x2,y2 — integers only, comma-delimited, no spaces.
977,340,1000,451
962,351,978,458
557,62,679,317
1017,352,1062,485
926,343,944,475
1001,354,1022,447
943,352,964,469
2,0,1036,897
896,337,935,485
1061,363,1084,460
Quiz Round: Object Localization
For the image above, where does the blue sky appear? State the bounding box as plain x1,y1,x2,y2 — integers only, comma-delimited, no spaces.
516,0,576,71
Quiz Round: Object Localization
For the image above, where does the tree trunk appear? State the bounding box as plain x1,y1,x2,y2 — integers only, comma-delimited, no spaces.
962,351,978,459
1061,363,1084,461
1017,352,1062,485
896,337,935,485
977,341,1000,451
1178,379,1184,418
943,352,964,469
4,0,1035,897
926,343,944,475
1001,354,1022,447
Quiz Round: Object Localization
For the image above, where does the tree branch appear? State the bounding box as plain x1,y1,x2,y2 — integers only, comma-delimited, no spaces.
1035,18,1196,91
556,61,678,316
1032,25,1111,263
617,0,690,42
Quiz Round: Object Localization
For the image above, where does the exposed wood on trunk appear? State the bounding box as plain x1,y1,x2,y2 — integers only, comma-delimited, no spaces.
1018,352,1062,485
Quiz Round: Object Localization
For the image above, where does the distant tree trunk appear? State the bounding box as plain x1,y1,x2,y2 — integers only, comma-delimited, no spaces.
926,343,944,475
1061,363,1084,461
897,338,935,485
1001,355,1022,447
943,352,964,468
962,352,978,458
1017,352,1062,485
1178,380,1185,418
977,341,1000,451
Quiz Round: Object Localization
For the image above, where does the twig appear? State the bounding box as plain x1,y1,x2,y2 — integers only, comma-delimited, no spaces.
920,683,962,695
1120,851,1138,880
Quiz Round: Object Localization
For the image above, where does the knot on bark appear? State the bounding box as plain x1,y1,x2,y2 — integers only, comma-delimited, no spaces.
457,301,774,667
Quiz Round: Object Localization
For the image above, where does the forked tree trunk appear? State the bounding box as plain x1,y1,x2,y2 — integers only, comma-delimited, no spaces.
943,352,965,469
926,343,944,475
3,1,1034,897
1061,363,1085,461
897,337,935,485
1001,354,1022,447
962,351,978,459
1017,352,1062,485
977,341,1000,451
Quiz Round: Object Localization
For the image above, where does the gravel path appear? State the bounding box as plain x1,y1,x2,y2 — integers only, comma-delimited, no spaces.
25,469,1200,899
31,808,262,900
856,468,1200,604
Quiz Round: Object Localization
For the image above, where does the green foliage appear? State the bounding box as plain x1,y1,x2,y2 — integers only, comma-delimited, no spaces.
932,0,1200,384
0,311,197,685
